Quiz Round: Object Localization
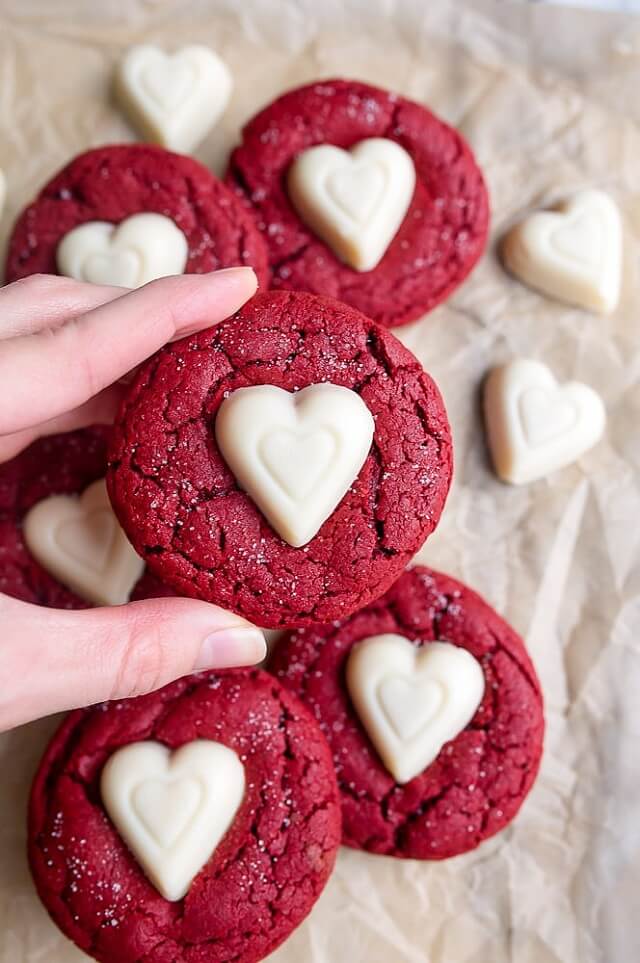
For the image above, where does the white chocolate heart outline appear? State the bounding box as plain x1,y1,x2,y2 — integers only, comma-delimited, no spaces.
259,427,337,500
22,479,145,606
114,44,232,153
502,189,622,314
101,740,245,902
56,213,188,288
483,359,606,485
287,138,416,272
378,676,445,741
215,383,375,547
346,634,485,785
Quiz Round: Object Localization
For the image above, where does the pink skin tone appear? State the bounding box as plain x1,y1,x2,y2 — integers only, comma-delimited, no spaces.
0,270,267,732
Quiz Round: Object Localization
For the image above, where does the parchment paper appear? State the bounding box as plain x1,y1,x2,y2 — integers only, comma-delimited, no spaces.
1,1,640,961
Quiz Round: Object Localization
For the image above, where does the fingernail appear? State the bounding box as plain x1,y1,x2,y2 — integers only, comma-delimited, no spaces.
195,626,267,670
175,268,258,341
206,266,257,290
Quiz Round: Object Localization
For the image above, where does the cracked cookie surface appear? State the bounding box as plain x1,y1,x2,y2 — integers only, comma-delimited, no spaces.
107,290,453,628
6,144,269,284
226,79,490,328
29,669,341,963
271,566,545,858
0,427,170,608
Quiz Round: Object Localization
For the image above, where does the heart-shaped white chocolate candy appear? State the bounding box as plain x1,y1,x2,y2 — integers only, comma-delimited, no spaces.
22,479,144,606
114,44,232,153
56,213,188,288
287,138,415,272
484,359,606,485
101,740,245,902
502,190,622,314
346,634,485,785
215,384,374,547
0,169,6,220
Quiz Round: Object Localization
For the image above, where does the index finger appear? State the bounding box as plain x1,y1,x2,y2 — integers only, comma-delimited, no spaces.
0,267,257,436
0,273,131,339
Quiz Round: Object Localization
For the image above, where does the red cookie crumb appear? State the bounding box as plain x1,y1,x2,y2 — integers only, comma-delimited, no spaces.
0,427,170,608
29,669,342,963
271,566,545,859
5,144,269,285
227,78,489,328
107,290,453,629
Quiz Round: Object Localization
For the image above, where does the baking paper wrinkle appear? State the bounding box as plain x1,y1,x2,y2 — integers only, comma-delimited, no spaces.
1,1,639,961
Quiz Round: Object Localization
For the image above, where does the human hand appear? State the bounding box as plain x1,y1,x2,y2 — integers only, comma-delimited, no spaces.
0,269,267,731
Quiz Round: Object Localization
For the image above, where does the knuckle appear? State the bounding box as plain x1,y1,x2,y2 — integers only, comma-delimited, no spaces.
148,276,196,339
152,284,183,337
111,610,174,700
0,596,33,729
73,339,101,398
51,318,101,398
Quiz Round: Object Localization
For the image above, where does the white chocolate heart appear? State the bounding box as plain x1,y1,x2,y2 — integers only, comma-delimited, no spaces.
22,479,144,606
346,634,485,785
0,169,6,220
101,740,245,902
287,138,415,271
114,44,232,153
215,384,375,547
502,189,622,314
56,213,188,288
484,359,606,485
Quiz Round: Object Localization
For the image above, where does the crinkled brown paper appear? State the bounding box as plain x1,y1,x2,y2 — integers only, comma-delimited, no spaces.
1,1,639,960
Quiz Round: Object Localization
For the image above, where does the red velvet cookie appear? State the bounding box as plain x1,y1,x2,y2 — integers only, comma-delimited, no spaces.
107,290,453,629
0,427,170,608
271,566,545,859
227,79,489,328
5,144,269,284
29,669,342,963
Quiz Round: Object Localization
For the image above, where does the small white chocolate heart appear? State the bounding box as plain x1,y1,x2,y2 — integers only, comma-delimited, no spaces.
215,384,375,548
22,479,145,606
114,44,232,153
502,189,622,314
484,359,606,485
287,138,415,272
56,213,188,288
101,741,245,902
0,169,6,221
346,635,485,785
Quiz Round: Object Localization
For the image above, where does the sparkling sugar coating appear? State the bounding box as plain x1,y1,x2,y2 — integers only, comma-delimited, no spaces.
6,144,269,284
272,566,544,859
227,79,489,328
107,290,453,628
0,427,172,609
29,669,341,963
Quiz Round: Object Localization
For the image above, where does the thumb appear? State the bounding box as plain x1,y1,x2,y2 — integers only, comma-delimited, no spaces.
0,594,266,731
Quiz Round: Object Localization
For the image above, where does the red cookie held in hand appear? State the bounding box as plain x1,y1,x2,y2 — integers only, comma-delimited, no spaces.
107,290,453,629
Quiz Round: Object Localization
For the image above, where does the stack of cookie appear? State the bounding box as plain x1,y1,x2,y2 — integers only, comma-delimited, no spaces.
3,70,554,963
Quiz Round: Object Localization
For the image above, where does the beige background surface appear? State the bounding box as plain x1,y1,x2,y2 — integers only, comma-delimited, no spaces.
1,1,640,961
